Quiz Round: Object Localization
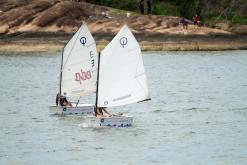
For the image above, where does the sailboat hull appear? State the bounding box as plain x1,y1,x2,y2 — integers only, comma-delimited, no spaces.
49,104,94,115
99,116,133,127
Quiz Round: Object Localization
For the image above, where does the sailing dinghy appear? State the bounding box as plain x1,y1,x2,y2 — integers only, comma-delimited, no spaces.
95,25,150,127
49,23,98,115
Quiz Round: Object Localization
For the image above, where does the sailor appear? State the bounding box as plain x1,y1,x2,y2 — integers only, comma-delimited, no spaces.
95,107,112,118
56,93,72,107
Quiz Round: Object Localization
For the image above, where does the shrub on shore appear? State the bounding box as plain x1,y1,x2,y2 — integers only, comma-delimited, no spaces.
86,0,247,26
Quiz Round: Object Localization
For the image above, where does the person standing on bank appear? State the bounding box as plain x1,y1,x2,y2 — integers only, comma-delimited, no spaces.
139,0,144,15
147,0,152,14
193,14,200,26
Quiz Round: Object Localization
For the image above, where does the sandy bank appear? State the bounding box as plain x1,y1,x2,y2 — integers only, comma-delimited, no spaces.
0,34,247,54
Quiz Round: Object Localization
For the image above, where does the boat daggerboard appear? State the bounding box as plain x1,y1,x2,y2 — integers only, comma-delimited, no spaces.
60,23,98,97
97,25,149,107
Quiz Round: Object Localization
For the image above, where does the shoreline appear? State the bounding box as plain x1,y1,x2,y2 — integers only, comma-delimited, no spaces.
0,34,247,54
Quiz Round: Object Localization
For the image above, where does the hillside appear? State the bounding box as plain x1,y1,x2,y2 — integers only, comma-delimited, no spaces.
0,0,247,52
1,0,241,36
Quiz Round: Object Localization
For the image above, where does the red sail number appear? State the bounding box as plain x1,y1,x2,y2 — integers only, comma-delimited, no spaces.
75,70,92,84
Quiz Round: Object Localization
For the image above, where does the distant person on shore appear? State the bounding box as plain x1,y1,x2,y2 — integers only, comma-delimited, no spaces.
193,14,200,26
147,0,152,15
139,0,144,15
179,17,188,29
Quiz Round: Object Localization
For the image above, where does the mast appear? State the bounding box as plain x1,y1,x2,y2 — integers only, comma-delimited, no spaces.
95,52,101,111
59,48,64,96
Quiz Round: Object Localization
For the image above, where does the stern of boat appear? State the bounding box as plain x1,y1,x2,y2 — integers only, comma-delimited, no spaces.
49,104,95,116
99,115,133,127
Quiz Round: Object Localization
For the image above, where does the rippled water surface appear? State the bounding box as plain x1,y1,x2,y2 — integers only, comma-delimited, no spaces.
0,51,247,165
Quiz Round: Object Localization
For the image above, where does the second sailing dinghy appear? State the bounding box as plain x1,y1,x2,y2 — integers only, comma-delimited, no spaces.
50,23,98,115
95,25,150,127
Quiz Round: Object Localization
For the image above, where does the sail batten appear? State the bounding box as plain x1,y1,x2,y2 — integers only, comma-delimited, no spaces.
97,25,149,107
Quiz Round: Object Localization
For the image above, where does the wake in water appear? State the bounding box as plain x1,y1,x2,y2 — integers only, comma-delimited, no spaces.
78,117,100,128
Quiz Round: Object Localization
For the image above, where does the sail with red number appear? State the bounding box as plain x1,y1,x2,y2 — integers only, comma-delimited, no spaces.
60,23,98,97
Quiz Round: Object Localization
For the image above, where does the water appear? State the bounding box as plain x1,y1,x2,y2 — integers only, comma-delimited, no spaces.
0,51,247,165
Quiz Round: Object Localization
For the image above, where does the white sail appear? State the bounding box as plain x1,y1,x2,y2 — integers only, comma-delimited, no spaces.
97,25,149,107
61,23,98,97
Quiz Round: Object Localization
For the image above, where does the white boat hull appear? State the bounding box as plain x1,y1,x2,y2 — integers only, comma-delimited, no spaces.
98,115,133,127
49,104,94,115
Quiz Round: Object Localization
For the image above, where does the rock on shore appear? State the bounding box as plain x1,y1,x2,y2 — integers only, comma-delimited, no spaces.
0,0,235,36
